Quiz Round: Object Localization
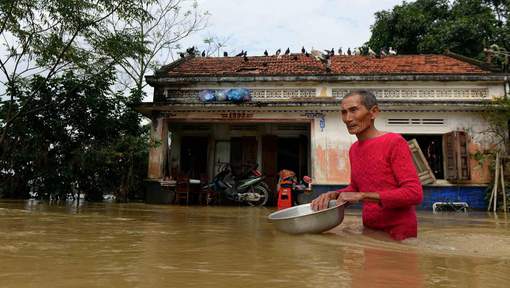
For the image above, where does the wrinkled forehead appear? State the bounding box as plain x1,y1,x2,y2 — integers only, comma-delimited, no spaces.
340,94,364,110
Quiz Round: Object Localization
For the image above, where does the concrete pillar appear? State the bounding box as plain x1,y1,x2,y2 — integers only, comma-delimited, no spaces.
147,114,168,179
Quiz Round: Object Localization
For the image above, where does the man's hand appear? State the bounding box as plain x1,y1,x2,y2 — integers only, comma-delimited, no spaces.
311,191,339,211
338,192,364,203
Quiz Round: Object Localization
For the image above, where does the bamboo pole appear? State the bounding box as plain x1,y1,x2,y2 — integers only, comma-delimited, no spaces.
493,153,500,212
487,152,499,212
501,160,507,213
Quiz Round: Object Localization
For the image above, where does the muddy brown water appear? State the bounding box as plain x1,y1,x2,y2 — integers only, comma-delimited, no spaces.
1,200,510,288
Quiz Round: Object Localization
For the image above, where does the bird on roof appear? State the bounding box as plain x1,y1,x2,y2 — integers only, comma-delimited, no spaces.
301,46,306,54
186,46,197,56
223,51,228,57
179,52,185,58
305,52,310,57
275,48,281,57
284,48,290,55
330,48,335,55
380,48,387,57
264,50,269,56
310,49,322,60
389,47,397,55
368,47,376,56
338,47,343,55
347,48,351,55
235,50,245,57
201,50,206,57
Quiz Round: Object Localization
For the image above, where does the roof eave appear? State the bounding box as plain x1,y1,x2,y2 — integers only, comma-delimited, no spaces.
145,73,509,86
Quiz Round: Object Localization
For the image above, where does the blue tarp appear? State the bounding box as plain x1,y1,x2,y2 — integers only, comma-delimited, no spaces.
198,88,252,103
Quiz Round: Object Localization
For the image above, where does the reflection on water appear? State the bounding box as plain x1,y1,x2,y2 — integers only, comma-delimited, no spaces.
1,200,510,288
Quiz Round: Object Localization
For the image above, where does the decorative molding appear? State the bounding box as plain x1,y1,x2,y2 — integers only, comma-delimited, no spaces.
332,88,489,100
164,88,316,102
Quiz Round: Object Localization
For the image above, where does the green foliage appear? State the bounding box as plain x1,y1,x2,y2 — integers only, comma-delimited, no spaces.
368,0,509,59
0,0,159,201
0,71,149,201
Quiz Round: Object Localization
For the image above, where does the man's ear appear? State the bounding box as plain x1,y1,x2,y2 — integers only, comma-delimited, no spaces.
370,105,380,120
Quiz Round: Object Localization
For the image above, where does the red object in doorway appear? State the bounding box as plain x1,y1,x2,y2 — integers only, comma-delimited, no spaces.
277,186,292,210
277,169,296,210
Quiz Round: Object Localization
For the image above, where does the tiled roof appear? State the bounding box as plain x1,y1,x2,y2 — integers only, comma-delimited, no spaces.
162,54,489,77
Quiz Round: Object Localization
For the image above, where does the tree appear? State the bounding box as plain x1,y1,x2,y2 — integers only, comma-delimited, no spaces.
0,1,152,200
367,0,508,59
105,0,209,93
0,0,212,201
0,0,149,152
0,70,150,200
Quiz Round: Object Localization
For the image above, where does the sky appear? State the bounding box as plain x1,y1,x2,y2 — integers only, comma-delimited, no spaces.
178,0,404,57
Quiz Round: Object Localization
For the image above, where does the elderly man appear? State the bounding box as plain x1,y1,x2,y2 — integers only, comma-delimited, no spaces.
311,90,423,240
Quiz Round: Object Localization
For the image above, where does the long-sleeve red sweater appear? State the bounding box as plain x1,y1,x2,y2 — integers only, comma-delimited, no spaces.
337,133,423,240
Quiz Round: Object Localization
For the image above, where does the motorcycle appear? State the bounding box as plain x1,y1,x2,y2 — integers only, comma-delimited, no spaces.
205,162,269,206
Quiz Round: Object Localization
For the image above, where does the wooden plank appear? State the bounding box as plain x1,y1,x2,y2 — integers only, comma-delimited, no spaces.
501,159,507,212
408,139,436,185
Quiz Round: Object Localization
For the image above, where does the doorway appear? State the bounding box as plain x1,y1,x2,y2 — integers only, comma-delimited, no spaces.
180,136,209,179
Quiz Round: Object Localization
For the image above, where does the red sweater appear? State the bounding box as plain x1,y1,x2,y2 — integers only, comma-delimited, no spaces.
338,133,423,240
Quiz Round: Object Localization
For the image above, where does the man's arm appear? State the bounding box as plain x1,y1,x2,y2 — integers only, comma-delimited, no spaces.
377,136,423,209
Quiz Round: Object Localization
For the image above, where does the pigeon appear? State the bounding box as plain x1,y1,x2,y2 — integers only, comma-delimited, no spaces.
179,52,185,58
201,51,206,57
389,47,397,55
186,46,196,55
368,47,376,56
264,50,269,56
330,48,335,55
223,51,228,57
301,46,306,54
310,49,322,60
338,47,343,55
380,48,387,56
284,48,290,55
347,48,351,55
235,50,244,57
275,48,281,56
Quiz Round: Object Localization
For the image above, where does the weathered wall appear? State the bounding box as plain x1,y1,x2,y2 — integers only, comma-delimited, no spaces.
310,112,354,184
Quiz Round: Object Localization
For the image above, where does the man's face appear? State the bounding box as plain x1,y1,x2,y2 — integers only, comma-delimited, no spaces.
340,95,376,135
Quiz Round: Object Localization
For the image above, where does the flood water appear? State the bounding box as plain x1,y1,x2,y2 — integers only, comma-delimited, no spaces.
1,200,510,288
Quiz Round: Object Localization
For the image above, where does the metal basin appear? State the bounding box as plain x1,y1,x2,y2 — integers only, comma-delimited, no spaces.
267,200,345,234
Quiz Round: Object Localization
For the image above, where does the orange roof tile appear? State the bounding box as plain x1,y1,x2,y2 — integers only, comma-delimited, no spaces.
163,54,489,77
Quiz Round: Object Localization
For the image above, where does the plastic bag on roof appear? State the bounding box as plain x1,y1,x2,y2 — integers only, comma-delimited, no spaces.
198,89,216,102
226,88,251,103
214,89,228,101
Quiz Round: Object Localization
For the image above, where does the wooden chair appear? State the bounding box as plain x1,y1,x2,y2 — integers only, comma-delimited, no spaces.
175,174,190,205
196,174,209,205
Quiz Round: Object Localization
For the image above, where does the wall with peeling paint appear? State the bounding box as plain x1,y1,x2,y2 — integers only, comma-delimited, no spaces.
310,112,354,184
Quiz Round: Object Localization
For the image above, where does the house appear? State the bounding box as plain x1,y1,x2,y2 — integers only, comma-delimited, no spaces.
137,52,509,209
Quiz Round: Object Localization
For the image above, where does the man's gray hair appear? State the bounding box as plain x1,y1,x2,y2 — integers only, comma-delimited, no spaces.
343,90,378,109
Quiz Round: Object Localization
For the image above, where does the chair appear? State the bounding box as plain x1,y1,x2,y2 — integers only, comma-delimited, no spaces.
198,174,212,205
175,174,190,205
